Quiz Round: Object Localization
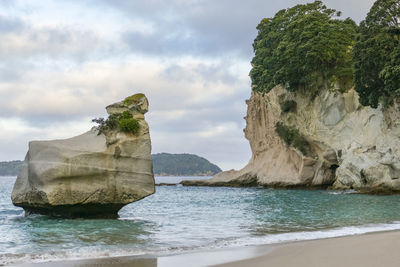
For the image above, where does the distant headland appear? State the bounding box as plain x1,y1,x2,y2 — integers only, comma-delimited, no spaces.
152,153,222,176
0,153,222,177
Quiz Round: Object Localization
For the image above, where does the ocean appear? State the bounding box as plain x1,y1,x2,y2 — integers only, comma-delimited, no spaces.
1,176,400,265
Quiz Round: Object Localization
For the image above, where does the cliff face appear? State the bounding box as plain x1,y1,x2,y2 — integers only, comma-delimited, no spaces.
183,86,400,194
12,94,155,218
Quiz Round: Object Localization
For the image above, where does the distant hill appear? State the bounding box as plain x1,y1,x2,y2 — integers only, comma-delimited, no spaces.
152,153,222,176
0,154,222,176
0,160,23,176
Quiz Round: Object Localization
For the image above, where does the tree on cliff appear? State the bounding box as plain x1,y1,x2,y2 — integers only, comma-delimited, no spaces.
353,0,400,108
250,1,357,93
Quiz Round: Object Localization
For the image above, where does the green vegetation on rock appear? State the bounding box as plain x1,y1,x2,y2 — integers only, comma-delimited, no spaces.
251,0,399,108
275,122,312,156
119,118,140,134
152,153,222,176
280,100,297,113
353,0,400,108
93,111,140,135
123,93,145,106
250,1,356,93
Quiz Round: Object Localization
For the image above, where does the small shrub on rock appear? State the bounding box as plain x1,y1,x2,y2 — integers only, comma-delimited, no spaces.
92,111,140,135
280,100,297,113
123,93,145,106
275,122,312,156
105,114,120,129
120,111,133,120
119,118,140,134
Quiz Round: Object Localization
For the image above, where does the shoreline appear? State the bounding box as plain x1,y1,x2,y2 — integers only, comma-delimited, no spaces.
214,229,400,267
10,229,400,267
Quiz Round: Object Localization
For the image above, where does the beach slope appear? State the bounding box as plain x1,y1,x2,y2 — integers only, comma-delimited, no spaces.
12,230,400,267
215,230,400,267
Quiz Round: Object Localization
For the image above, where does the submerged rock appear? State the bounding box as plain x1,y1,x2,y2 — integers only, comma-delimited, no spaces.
183,86,400,194
11,93,155,218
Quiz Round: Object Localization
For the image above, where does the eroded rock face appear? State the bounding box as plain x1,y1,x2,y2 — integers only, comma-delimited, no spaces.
12,94,155,218
183,86,400,194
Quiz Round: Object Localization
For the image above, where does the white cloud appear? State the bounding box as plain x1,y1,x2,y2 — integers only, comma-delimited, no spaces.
0,116,93,161
0,0,376,170
0,58,251,169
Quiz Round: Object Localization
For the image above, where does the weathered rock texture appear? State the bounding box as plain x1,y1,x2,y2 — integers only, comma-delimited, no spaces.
183,86,400,194
12,94,155,218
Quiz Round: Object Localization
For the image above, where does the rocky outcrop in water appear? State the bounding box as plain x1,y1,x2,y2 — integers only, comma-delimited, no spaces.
183,86,400,194
11,93,155,218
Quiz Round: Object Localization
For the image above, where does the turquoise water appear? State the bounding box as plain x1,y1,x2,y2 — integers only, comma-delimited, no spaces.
1,176,400,265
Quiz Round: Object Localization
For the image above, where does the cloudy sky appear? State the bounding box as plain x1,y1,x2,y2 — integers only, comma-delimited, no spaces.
0,0,375,170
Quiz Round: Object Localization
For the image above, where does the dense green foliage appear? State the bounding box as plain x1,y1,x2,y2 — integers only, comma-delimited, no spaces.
250,1,356,93
152,153,222,176
92,115,118,134
280,100,297,113
353,0,400,108
119,118,140,134
275,122,312,156
93,111,140,135
0,161,22,176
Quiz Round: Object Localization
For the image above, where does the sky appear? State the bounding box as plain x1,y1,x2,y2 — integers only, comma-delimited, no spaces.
0,0,375,170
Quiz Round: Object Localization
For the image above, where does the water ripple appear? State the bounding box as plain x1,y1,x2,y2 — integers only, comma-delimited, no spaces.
1,176,400,265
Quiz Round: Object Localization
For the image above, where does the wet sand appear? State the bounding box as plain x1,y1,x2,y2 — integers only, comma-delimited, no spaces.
11,246,266,267
12,230,400,267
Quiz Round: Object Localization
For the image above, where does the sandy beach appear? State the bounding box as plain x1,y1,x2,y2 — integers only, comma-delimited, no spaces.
12,230,400,267
215,230,400,267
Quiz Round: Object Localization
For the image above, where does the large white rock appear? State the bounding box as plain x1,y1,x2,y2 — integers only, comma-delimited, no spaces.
12,93,155,218
183,86,400,194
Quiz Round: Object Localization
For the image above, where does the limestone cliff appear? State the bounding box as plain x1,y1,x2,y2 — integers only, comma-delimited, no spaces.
183,86,400,194
12,93,155,218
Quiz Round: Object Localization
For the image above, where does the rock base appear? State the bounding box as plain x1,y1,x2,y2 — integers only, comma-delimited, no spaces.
21,203,124,219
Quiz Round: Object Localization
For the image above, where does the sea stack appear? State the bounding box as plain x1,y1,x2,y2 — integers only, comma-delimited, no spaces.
11,93,155,218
